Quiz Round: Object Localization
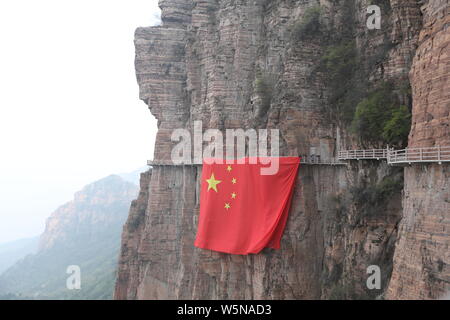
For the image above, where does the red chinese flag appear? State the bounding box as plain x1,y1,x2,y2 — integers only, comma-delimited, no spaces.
194,157,300,255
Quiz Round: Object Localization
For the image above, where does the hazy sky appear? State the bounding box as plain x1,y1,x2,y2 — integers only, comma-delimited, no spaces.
0,0,161,244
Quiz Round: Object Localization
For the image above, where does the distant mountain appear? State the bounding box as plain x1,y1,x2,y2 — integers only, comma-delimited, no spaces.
0,237,39,275
117,167,147,186
0,174,139,300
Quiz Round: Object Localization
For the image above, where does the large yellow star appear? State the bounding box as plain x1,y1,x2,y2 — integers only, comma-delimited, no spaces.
224,203,231,210
231,192,237,199
231,178,237,184
206,173,221,192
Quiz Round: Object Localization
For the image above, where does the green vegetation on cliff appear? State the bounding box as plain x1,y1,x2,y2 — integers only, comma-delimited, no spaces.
291,5,322,41
311,0,411,147
381,105,411,146
351,173,404,218
352,88,386,140
255,69,276,117
320,41,359,123
352,84,411,147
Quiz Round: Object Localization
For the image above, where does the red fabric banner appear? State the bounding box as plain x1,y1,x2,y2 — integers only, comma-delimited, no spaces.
194,157,300,255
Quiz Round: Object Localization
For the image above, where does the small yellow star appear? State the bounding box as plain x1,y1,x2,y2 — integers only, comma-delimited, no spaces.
206,173,221,192
224,203,231,210
227,165,232,172
231,192,237,199
231,178,237,184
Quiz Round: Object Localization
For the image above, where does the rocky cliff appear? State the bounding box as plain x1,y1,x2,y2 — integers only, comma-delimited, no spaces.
115,0,449,299
386,1,449,300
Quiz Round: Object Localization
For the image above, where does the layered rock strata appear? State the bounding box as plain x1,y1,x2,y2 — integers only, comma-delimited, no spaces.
115,0,449,299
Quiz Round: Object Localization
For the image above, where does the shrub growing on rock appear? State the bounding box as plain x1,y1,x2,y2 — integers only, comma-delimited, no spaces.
351,83,411,146
291,6,322,41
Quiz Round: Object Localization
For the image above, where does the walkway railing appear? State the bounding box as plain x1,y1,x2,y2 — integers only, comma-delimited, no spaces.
338,149,388,160
339,146,450,165
387,146,450,164
299,154,347,165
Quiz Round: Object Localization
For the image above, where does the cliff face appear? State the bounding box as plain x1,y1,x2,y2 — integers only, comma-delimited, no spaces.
386,1,450,300
115,0,449,299
115,170,152,299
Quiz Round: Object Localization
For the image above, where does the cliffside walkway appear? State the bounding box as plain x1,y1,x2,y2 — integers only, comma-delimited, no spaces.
148,157,346,167
147,146,450,168
339,146,450,165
